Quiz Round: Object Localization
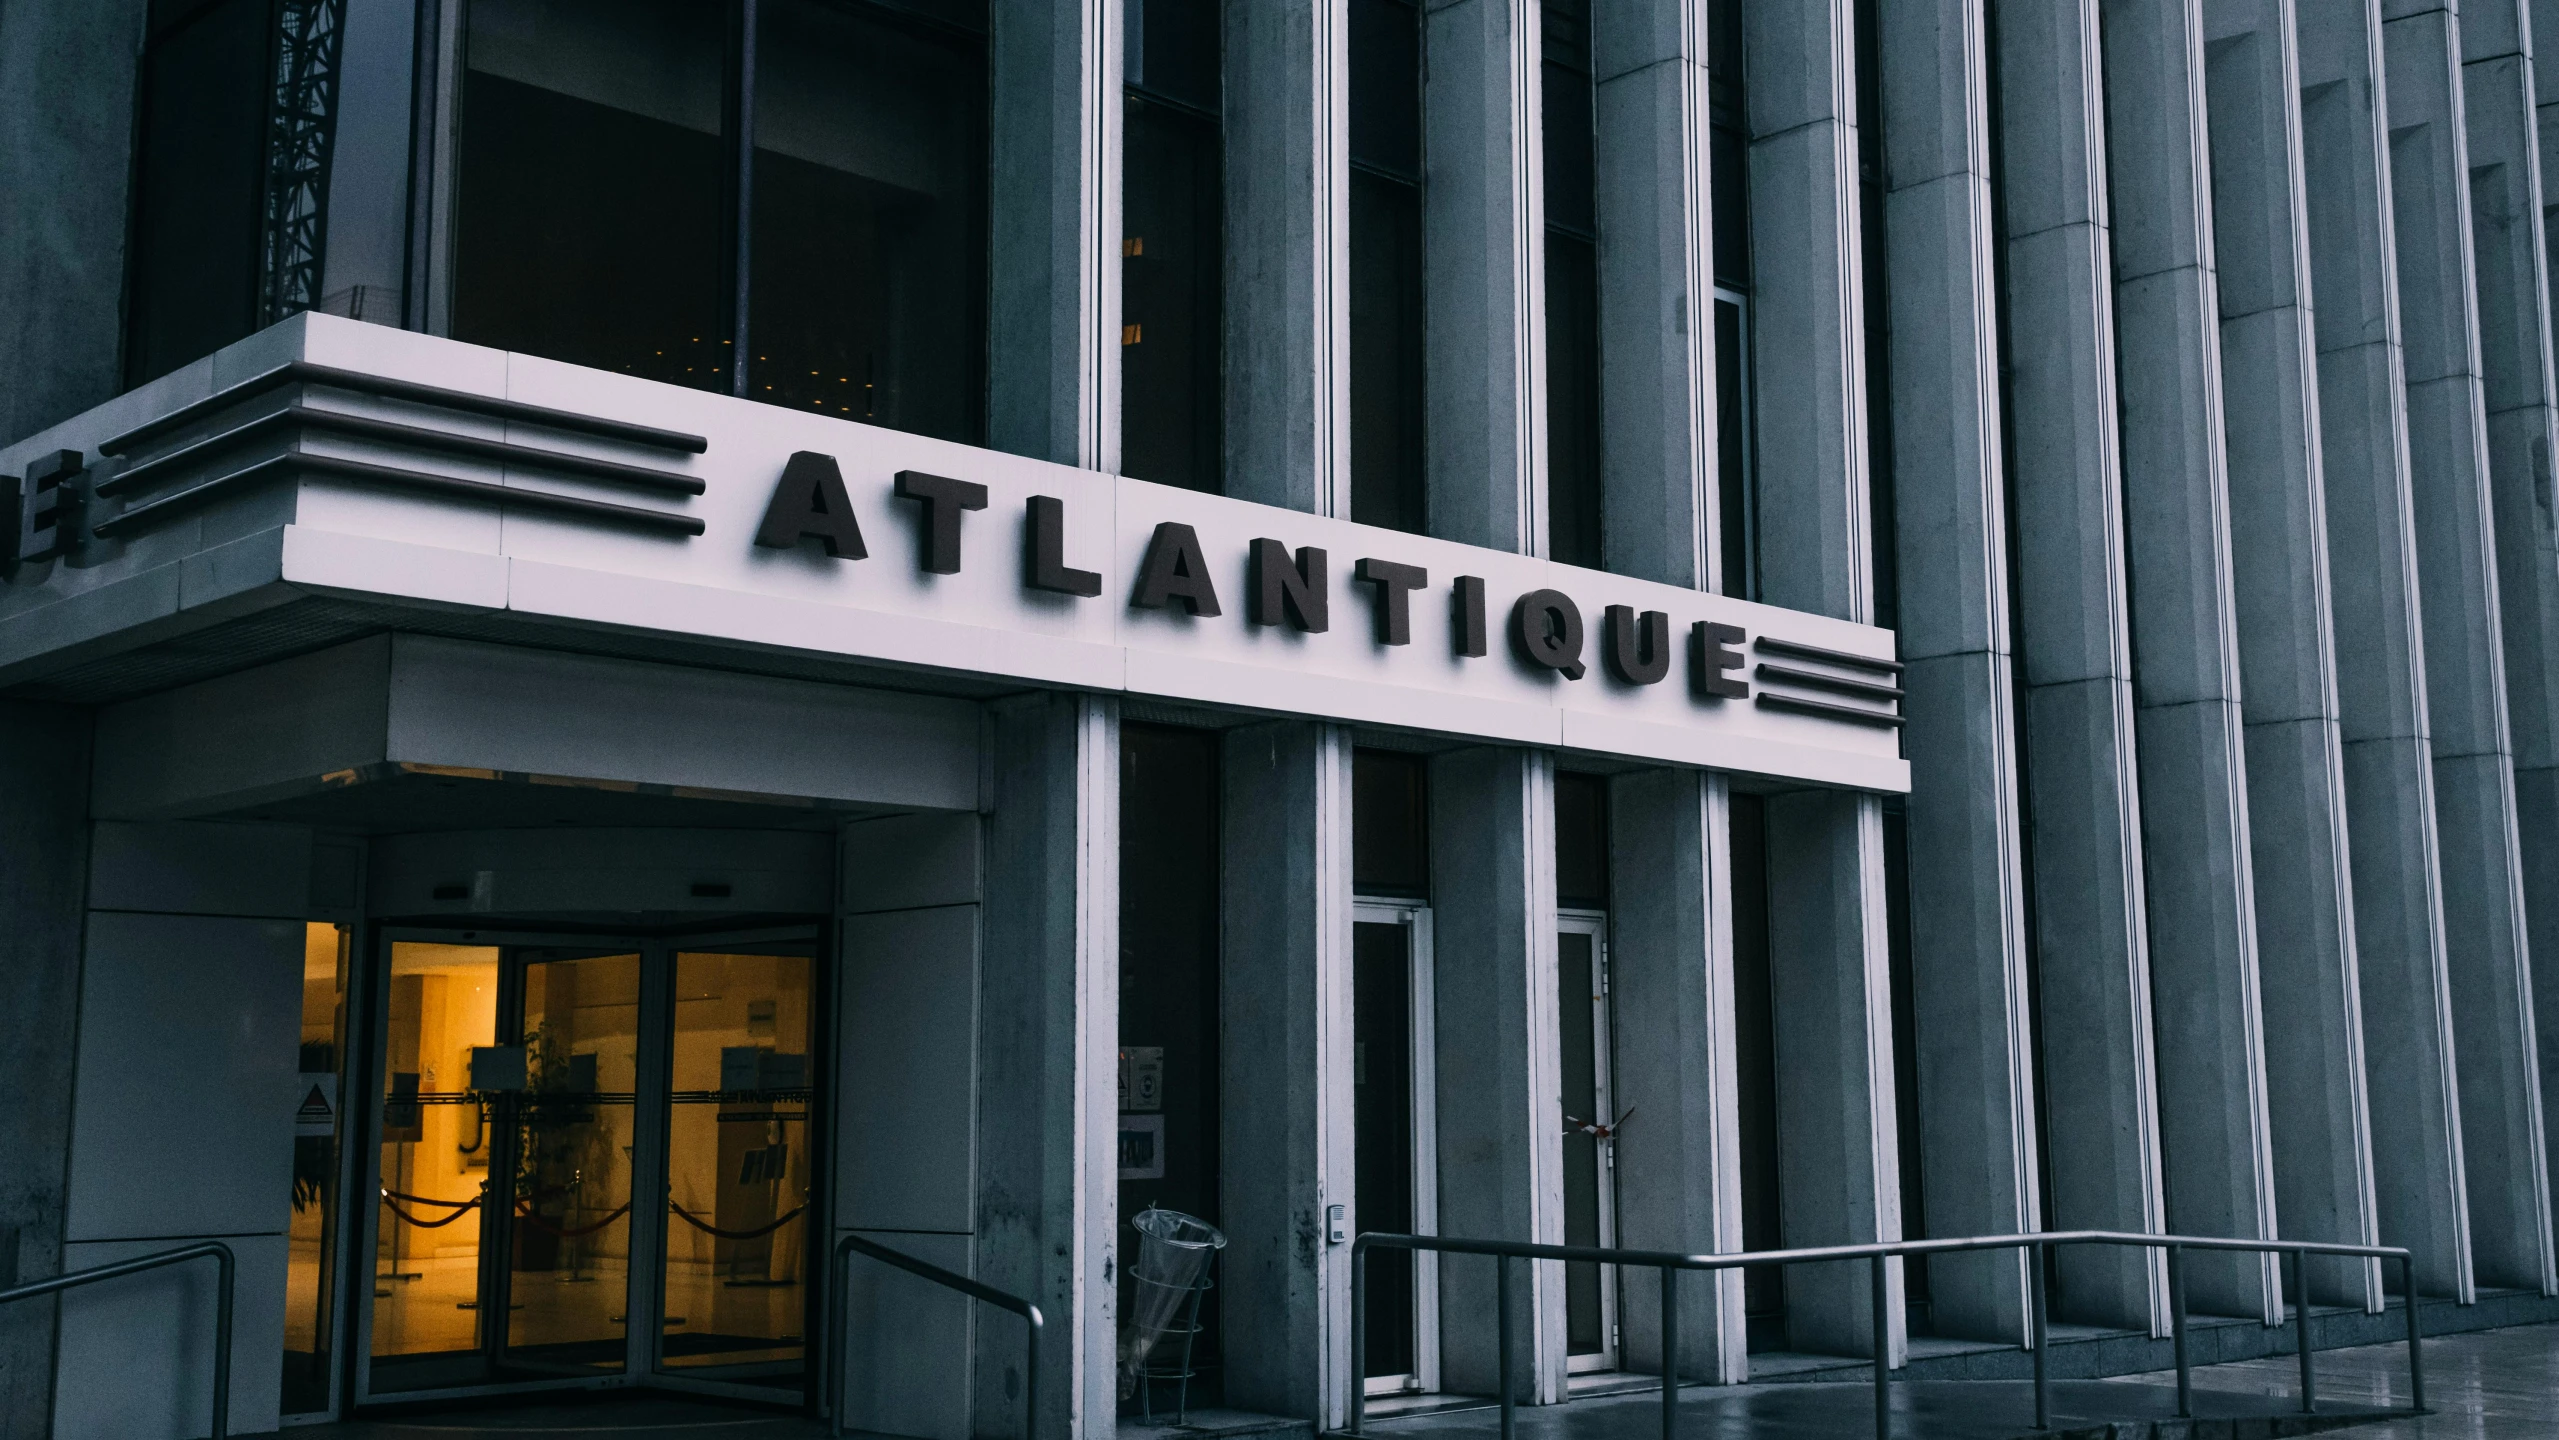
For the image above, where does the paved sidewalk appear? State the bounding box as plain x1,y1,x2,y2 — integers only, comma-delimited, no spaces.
2099,1323,2559,1438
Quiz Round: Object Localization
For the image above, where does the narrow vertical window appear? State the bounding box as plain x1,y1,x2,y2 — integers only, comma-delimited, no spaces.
1709,0,1756,599
453,0,732,392
748,0,988,441
1122,0,1225,491
1349,0,1427,533
125,0,275,386
1542,0,1604,568
1853,0,1896,628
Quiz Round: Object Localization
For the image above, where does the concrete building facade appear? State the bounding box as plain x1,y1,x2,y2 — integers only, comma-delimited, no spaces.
0,0,2555,1436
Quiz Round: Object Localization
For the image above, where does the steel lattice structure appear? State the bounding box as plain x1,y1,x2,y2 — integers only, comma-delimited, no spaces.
262,0,347,324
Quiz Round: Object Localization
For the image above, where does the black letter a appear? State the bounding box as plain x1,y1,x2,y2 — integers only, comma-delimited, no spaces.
754,452,868,558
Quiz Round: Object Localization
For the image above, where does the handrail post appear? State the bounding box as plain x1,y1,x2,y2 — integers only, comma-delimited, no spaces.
2401,1254,2425,1413
1660,1265,1678,1440
2166,1243,2190,1418
1023,1309,1042,1440
2028,1241,2049,1432
2291,1250,2314,1414
1870,1253,1889,1440
213,1243,233,1440
1497,1254,1517,1440
1349,1238,1369,1436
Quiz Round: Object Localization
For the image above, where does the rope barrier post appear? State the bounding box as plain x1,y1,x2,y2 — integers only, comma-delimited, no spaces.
2028,1242,2049,1432
2292,1251,2314,1414
1660,1265,1678,1440
2402,1253,2425,1413
1871,1253,1890,1440
2167,1243,2189,1418
1498,1254,1516,1440
1349,1238,1368,1437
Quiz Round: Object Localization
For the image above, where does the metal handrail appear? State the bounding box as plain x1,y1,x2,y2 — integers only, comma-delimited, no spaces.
829,1232,1044,1440
0,1240,236,1440
1349,1229,2425,1440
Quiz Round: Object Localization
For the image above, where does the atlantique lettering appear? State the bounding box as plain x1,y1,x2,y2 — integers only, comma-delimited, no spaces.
759,458,1774,701
755,451,867,558
892,469,986,574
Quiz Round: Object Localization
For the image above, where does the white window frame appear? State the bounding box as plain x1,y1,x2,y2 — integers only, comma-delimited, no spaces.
1354,899,1441,1397
1558,908,1619,1374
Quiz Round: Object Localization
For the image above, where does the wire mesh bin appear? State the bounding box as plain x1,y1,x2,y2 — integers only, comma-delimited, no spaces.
1119,1207,1226,1422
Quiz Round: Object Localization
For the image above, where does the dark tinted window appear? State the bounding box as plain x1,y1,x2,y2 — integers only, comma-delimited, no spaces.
1348,0,1426,533
1542,0,1601,567
452,0,988,441
1553,770,1608,908
1123,0,1224,491
750,0,987,439
1353,748,1430,897
126,0,270,387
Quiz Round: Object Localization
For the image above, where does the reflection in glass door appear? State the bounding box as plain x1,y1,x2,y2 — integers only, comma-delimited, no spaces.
507,949,643,1373
1353,904,1437,1395
371,941,505,1388
659,946,815,1387
1557,914,1618,1372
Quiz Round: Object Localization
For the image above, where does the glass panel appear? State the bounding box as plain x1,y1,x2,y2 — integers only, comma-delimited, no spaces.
1122,94,1225,493
454,0,731,391
372,943,502,1374
1544,233,1604,569
1348,169,1426,535
748,0,987,440
125,0,269,387
1716,297,1755,599
1353,921,1417,1382
1352,750,1431,898
283,923,350,1415
1553,772,1609,910
506,952,641,1373
1557,931,1604,1356
663,949,815,1382
1729,796,1787,1350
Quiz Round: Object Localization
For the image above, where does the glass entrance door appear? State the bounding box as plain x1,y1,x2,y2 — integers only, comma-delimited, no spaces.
657,944,817,1388
360,931,818,1403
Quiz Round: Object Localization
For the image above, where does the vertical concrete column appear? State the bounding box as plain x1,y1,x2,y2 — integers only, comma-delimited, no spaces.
1744,0,1873,612
0,703,89,1440
1424,0,1545,554
1591,0,1716,587
2294,0,2476,1303
1224,0,1348,514
2097,0,2284,1322
2198,0,2384,1309
2461,4,2559,1276
2381,3,2559,1294
979,694,1121,1440
0,0,138,441
1876,0,2040,1344
1742,0,1904,1362
1219,722,1356,1424
1427,746,1565,1402
991,0,1120,470
1606,769,1747,1384
1989,0,2171,1332
1762,790,1903,1362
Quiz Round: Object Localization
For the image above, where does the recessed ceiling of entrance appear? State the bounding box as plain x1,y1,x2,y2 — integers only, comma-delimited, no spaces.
218,765,890,835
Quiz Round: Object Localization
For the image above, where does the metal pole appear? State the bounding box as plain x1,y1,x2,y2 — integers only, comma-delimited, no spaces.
2166,1243,2190,1418
213,1244,233,1440
2028,1243,2049,1431
2291,1250,2314,1413
832,1243,848,1437
1871,1254,1890,1440
1023,1309,1043,1440
1350,1241,1369,1436
1498,1255,1517,1440
730,0,758,397
1661,1266,1679,1440
2401,1254,2425,1413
